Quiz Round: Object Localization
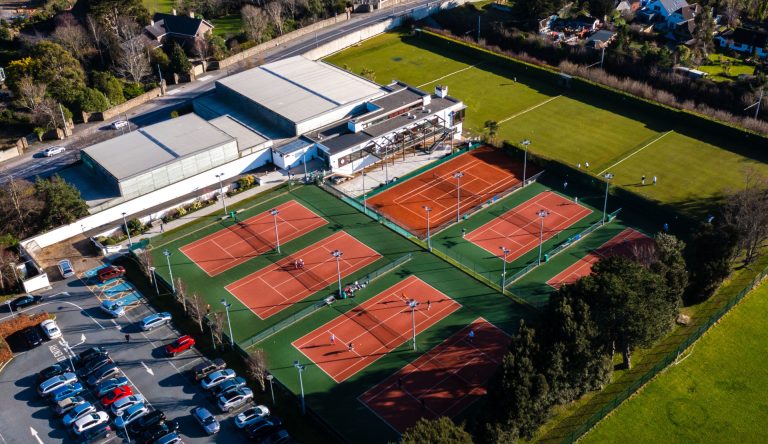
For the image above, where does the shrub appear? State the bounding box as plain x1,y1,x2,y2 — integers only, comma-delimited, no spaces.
123,82,145,100
176,206,187,217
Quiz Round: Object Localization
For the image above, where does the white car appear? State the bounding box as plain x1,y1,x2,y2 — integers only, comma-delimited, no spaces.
72,411,109,435
139,312,171,331
111,120,128,130
112,394,144,416
99,300,125,318
113,403,149,428
42,146,66,157
62,402,96,427
234,405,270,428
38,372,77,397
40,319,62,339
58,259,75,278
201,369,236,390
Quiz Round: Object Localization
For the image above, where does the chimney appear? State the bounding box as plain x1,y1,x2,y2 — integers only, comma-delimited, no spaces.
172,8,177,15
189,10,195,18
150,19,154,26
435,85,448,98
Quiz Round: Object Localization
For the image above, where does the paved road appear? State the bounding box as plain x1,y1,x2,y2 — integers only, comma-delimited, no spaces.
0,276,254,443
0,0,436,185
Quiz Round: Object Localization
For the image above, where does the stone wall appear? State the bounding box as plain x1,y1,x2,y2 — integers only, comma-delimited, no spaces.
84,83,166,122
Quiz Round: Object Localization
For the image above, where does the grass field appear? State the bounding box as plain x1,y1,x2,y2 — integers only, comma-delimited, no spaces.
324,32,768,215
697,53,755,82
142,0,174,14
212,14,243,38
582,281,768,443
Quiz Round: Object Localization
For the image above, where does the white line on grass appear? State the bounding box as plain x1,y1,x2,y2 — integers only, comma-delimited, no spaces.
498,95,562,125
417,63,483,88
599,131,673,175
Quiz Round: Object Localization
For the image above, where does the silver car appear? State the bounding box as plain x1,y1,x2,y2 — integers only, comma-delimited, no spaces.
217,387,253,413
191,406,219,435
38,372,77,397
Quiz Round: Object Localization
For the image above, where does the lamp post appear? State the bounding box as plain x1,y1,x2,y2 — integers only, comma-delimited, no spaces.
602,172,614,224
5,300,12,317
59,337,76,371
407,299,419,351
220,298,234,347
149,267,159,295
266,374,276,405
499,246,510,289
117,410,130,442
270,209,281,253
521,139,531,186
362,172,367,216
454,171,464,223
303,151,308,180
293,360,306,414
163,249,175,294
215,173,228,214
121,212,133,247
537,210,550,265
331,250,343,296
423,206,432,251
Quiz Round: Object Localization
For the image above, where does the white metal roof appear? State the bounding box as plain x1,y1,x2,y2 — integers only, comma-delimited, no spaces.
208,115,270,151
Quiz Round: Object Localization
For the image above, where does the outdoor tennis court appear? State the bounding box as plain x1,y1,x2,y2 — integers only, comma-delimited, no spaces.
547,228,653,289
466,191,593,262
225,230,382,319
368,147,530,236
359,317,510,433
292,275,461,382
179,200,326,276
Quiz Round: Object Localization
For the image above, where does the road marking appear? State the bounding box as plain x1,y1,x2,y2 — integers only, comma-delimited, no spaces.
111,319,120,329
141,361,155,376
0,299,105,330
198,75,213,81
598,131,673,175
166,88,182,95
29,428,43,444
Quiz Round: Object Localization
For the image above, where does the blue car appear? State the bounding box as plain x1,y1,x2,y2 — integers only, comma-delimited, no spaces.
50,382,84,403
62,402,96,427
95,377,130,398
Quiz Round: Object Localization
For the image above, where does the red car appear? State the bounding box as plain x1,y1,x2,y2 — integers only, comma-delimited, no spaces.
165,335,195,357
101,385,133,406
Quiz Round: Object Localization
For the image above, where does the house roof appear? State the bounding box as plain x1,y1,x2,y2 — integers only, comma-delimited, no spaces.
151,13,213,38
657,0,689,15
587,30,616,44
725,27,768,48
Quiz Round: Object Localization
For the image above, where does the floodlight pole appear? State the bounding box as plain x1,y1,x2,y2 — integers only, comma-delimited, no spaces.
331,250,343,296
362,172,367,216
521,139,531,186
270,209,281,253
423,206,432,252
221,298,234,347
408,299,419,351
266,374,276,405
500,246,510,289
537,210,549,265
215,173,228,214
163,249,175,294
121,212,133,247
602,173,614,225
303,151,308,180
454,171,464,223
294,360,306,414
149,267,159,295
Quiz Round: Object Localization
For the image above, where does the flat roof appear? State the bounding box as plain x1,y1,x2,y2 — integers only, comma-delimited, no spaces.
83,114,234,181
208,115,270,151
215,56,386,124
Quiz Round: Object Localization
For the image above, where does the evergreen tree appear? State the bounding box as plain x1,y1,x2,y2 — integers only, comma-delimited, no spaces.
169,43,192,76
402,417,473,444
34,175,89,229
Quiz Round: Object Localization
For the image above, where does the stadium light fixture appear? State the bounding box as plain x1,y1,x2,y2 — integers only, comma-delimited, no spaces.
163,249,175,294
269,208,281,253
454,171,465,223
602,172,614,224
215,173,228,214
500,246,511,288
407,299,419,351
121,212,133,247
521,139,531,186
537,210,550,265
220,298,234,347
423,206,433,252
294,360,306,414
331,250,344,296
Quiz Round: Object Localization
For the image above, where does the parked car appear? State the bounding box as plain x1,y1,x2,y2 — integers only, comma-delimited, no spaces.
191,358,226,381
112,394,145,416
74,421,112,443
50,382,85,403
210,377,246,397
191,406,219,435
10,294,43,311
87,363,121,387
40,319,62,339
262,428,291,444
99,300,125,318
78,346,107,362
235,405,270,429
101,385,132,406
201,369,236,390
38,363,72,382
95,377,130,398
42,145,66,157
153,432,183,444
217,387,253,413
58,259,75,278
77,355,113,378
165,335,194,356
39,372,78,397
72,411,109,436
77,351,110,371
97,265,125,283
139,312,171,331
128,410,166,435
111,120,128,130
114,403,149,428
55,396,87,416
141,420,179,443
23,327,44,348
245,417,283,441
63,402,97,427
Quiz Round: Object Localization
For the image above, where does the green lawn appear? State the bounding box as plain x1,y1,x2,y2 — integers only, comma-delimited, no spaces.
142,0,174,14
212,14,243,38
582,281,768,443
697,53,755,82
325,32,768,216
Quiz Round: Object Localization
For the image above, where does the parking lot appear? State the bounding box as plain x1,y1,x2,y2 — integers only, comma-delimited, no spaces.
0,270,258,443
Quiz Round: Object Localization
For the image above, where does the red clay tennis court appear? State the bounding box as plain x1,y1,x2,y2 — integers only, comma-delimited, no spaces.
225,231,381,319
292,275,461,383
547,228,652,289
359,318,510,433
467,191,593,262
179,200,326,276
368,147,533,236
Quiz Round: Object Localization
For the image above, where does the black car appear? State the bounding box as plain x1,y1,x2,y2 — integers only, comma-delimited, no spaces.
37,363,72,382
128,410,166,435
246,417,283,440
10,294,43,311
75,422,112,443
77,356,113,378
78,347,107,362
141,419,178,443
23,327,43,348
76,351,109,370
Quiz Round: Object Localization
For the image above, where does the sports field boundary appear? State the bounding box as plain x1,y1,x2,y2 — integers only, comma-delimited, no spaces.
241,253,414,350
417,62,483,88
597,131,673,175
498,95,562,125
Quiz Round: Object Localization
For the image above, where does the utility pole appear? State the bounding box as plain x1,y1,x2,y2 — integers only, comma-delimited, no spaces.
756,88,764,119
59,103,68,138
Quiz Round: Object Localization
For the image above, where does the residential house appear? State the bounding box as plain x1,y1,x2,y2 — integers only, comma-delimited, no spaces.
716,27,768,58
638,0,689,22
586,30,617,48
615,0,641,17
144,10,214,51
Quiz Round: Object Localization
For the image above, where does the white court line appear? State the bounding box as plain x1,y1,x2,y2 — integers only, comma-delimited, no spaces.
498,95,562,124
599,131,673,175
417,63,483,88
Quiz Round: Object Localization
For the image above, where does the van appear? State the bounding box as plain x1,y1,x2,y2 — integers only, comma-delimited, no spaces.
97,265,125,283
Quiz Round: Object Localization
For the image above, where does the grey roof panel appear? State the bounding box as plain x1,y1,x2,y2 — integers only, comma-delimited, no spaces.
208,115,269,151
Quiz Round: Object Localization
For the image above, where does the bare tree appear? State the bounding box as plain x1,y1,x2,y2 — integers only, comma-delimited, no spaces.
52,14,93,61
14,77,60,129
282,0,305,20
0,248,21,292
175,277,188,312
189,293,205,333
115,17,151,83
86,15,106,65
194,37,212,64
209,311,225,348
242,5,270,42
722,0,743,27
245,348,268,391
721,170,768,264
265,1,285,35
0,177,44,239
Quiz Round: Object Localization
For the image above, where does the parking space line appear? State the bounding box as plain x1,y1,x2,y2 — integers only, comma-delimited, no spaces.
173,356,203,372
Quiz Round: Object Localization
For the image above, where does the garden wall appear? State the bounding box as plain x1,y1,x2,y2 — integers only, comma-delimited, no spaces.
83,83,166,123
